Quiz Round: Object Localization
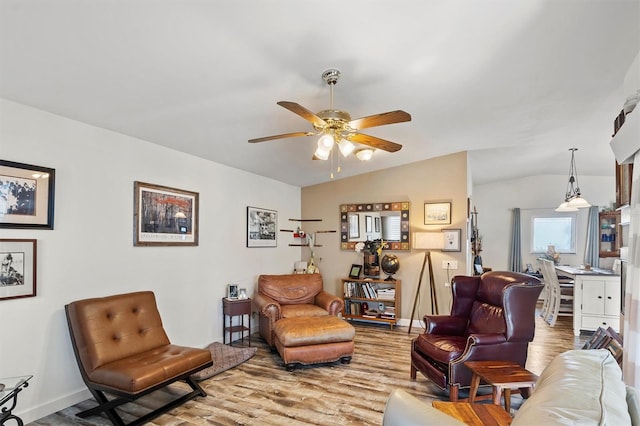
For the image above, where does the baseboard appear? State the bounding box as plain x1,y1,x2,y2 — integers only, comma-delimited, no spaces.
18,387,92,424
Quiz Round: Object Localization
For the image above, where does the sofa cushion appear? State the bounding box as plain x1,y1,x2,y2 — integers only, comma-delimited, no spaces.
513,349,631,425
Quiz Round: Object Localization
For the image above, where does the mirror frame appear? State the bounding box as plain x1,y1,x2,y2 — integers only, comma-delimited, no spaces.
340,202,410,250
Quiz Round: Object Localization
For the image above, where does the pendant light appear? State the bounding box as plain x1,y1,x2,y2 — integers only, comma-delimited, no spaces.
556,148,591,212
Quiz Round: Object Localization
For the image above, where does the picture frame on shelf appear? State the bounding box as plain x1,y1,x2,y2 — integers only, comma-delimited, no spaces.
246,206,277,247
442,229,461,252
349,264,362,279
239,288,248,299
0,160,55,229
227,284,239,299
0,239,37,301
424,202,451,225
133,181,199,246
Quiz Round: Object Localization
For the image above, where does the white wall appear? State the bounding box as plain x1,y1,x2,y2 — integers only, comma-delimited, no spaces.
473,174,616,271
0,98,301,422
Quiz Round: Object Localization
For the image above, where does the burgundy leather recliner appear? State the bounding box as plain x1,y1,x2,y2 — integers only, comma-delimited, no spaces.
410,271,543,401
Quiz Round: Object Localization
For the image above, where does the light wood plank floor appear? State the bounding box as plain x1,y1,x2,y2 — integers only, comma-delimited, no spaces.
30,312,587,425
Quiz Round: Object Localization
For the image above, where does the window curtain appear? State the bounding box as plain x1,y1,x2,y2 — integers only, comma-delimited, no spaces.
623,158,640,388
584,206,600,268
509,208,522,272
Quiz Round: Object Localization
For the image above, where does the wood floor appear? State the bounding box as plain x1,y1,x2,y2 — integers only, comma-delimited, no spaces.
31,312,587,426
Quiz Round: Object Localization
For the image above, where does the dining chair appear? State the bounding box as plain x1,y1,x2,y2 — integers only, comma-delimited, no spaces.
539,258,574,326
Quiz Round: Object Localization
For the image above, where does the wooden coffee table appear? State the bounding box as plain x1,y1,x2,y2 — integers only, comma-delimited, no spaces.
465,360,538,413
432,401,512,425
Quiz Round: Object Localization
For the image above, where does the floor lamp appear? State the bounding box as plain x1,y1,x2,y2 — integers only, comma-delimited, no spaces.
408,232,444,334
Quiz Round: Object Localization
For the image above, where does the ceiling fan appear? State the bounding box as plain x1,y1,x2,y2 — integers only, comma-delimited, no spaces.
248,69,411,164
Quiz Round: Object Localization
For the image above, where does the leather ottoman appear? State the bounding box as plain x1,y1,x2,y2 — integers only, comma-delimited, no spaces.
273,316,355,370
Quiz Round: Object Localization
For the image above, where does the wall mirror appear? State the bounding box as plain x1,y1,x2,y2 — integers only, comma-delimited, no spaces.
340,202,410,250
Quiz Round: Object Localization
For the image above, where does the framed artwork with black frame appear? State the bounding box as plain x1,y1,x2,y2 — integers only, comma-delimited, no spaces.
349,264,362,279
247,206,277,247
0,238,37,301
133,181,199,246
0,160,55,229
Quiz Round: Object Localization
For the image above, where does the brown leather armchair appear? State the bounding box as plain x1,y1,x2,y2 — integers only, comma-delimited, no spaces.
410,271,543,401
253,274,344,347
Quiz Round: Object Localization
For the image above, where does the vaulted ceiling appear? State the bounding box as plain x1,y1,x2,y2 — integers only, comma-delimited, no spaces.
1,0,638,187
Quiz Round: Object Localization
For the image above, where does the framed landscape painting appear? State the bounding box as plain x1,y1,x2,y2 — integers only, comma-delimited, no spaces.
0,160,55,229
424,202,451,225
133,181,199,246
0,239,37,301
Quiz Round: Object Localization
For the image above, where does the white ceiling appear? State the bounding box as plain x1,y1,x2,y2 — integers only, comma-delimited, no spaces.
1,0,638,188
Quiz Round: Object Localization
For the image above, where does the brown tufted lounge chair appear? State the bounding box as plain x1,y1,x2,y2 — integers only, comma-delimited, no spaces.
65,291,213,426
410,271,543,401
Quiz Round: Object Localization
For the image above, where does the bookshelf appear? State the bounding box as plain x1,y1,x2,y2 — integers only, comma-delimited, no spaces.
341,278,401,329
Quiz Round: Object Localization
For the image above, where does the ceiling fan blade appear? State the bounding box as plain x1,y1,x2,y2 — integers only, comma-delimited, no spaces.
348,110,411,130
349,133,403,152
248,131,314,143
277,101,327,127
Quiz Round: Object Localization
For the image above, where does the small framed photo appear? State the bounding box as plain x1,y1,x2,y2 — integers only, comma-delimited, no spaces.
239,288,248,299
1,239,37,301
442,229,461,252
133,181,199,246
424,202,451,225
227,284,239,299
247,206,277,247
349,264,362,279
0,160,55,229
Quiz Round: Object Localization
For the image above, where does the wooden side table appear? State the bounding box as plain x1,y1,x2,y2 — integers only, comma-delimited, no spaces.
222,297,251,346
465,360,538,413
432,401,512,425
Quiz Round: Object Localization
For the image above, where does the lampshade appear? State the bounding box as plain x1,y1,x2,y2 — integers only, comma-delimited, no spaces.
566,196,591,209
318,133,334,148
355,148,374,161
555,201,579,212
413,232,444,250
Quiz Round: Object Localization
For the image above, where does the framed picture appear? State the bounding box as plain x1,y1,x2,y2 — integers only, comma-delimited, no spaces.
349,264,362,279
424,202,451,225
0,160,55,229
0,239,37,301
365,215,373,233
227,284,239,299
239,288,248,299
133,181,199,246
247,206,277,247
442,229,461,252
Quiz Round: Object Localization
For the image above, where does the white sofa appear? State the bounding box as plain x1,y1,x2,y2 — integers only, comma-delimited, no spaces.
383,349,640,425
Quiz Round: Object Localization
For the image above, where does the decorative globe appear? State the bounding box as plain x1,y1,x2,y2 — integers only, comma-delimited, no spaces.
380,254,400,280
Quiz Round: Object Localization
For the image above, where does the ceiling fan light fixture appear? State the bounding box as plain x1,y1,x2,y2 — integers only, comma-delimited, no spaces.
314,144,331,161
338,139,355,157
318,133,334,149
355,148,374,161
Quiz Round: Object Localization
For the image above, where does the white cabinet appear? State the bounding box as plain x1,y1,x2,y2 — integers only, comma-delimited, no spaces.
575,275,621,336
556,266,621,336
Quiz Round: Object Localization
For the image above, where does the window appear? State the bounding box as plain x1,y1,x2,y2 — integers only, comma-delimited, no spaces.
531,214,576,253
